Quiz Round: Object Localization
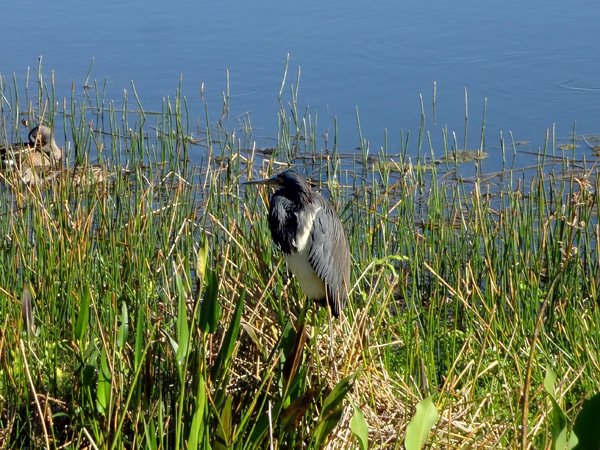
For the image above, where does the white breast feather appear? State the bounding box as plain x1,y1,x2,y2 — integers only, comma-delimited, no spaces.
284,207,326,299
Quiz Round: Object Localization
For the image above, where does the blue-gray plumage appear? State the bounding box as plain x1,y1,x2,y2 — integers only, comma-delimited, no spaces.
244,170,351,317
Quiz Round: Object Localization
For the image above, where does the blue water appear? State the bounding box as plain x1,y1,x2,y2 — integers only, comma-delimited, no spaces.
2,0,599,173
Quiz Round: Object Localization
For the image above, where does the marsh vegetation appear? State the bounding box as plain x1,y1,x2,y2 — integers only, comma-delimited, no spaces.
1,65,599,449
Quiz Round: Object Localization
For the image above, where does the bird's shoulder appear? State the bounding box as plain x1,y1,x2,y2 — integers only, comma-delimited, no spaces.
268,193,299,254
307,198,351,316
307,197,349,273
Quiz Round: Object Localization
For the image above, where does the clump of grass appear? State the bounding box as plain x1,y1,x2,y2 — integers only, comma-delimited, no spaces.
0,64,599,449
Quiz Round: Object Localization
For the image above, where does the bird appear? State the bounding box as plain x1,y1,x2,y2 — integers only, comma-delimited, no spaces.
244,170,351,317
19,163,108,187
1,126,109,187
1,125,63,170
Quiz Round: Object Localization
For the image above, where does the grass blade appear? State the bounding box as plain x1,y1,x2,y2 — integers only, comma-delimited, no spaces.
74,284,91,341
21,281,35,339
211,289,246,383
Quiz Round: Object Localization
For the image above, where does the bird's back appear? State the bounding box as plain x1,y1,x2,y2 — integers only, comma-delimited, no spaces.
268,187,351,316
308,193,351,316
1,126,62,169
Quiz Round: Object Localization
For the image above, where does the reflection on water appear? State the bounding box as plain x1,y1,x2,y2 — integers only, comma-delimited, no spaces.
1,0,599,175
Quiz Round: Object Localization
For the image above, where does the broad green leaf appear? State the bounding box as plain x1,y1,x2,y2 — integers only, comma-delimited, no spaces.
82,364,95,387
248,412,270,448
188,407,203,450
572,392,600,450
196,233,209,285
175,272,189,367
214,396,232,450
544,366,557,395
282,320,307,391
211,289,246,382
188,375,206,450
281,389,317,431
549,396,568,450
96,347,111,415
313,406,343,448
143,418,158,450
134,307,145,368
544,367,569,450
283,366,307,409
321,372,356,420
158,400,166,450
280,320,295,363
117,302,129,349
74,284,91,341
166,333,179,357
313,373,357,448
241,323,264,357
351,404,369,450
282,304,309,394
405,395,438,450
568,431,579,449
199,270,221,334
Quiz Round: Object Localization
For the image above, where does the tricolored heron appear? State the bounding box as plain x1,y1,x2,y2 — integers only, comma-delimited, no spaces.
245,170,351,317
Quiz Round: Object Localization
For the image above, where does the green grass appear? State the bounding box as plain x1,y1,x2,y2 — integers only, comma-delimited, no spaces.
0,63,599,449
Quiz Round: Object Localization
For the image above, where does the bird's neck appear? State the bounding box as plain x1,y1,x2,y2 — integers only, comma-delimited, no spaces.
288,189,312,210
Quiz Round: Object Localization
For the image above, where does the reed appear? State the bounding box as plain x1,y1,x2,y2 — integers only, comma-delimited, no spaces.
0,64,598,449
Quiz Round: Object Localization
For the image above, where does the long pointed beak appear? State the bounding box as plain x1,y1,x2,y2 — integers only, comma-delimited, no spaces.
243,175,280,186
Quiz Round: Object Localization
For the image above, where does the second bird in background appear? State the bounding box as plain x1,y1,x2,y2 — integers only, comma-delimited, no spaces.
1,125,62,169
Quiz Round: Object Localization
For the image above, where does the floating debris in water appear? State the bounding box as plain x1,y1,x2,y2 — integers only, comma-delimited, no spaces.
212,153,249,165
557,143,578,151
516,141,531,146
382,159,406,173
413,163,437,171
437,150,488,164
382,159,437,172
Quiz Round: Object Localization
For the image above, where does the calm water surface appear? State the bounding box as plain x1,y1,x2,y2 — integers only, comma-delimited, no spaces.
2,0,599,173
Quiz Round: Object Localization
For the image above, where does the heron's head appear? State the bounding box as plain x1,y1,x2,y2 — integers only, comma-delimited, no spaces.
244,170,313,205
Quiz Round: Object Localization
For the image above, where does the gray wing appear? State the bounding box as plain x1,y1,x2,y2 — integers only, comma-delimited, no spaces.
308,199,351,316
